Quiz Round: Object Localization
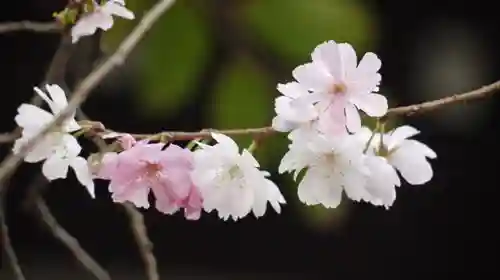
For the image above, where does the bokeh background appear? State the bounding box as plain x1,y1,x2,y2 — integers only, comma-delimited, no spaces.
1,0,499,279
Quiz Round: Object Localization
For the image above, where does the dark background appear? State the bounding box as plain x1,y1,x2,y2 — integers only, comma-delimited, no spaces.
1,0,499,279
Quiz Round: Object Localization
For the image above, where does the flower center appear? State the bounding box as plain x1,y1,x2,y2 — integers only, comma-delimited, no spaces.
227,165,244,179
144,162,162,177
330,83,347,95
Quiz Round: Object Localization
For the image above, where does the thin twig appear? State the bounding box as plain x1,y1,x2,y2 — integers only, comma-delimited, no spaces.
0,0,178,192
0,194,26,280
0,21,61,34
385,79,500,117
0,130,21,143
123,203,159,280
35,196,111,280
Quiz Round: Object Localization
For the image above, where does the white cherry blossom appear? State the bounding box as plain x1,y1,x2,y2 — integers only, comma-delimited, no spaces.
292,40,388,133
12,84,95,197
71,0,135,44
191,133,285,221
279,132,370,208
360,125,437,186
271,82,320,132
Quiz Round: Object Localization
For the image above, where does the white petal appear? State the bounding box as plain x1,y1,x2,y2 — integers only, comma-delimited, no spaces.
399,139,437,159
350,93,388,117
338,43,358,77
297,169,322,206
345,103,361,133
103,2,135,19
44,84,68,114
211,133,239,155
357,52,382,74
70,157,95,198
42,155,69,181
292,62,332,92
364,156,399,208
277,82,306,98
22,133,61,163
389,148,434,185
271,116,297,132
71,15,99,43
241,149,260,168
61,134,82,158
386,125,420,149
15,104,53,130
311,40,343,79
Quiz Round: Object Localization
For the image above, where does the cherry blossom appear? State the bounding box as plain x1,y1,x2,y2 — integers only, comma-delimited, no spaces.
71,0,135,44
360,125,437,185
190,133,285,221
97,141,203,220
271,82,320,132
292,40,388,133
12,84,94,196
279,132,370,208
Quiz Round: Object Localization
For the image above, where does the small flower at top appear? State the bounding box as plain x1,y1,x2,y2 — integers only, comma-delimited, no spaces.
71,0,134,44
12,84,94,197
291,40,388,133
190,133,286,221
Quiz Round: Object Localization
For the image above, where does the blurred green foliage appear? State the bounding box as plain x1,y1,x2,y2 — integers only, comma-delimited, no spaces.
103,0,381,231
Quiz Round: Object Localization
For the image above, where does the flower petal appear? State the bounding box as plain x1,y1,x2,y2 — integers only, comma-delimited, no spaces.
292,62,332,92
389,148,434,185
386,125,420,149
345,103,361,133
103,1,135,19
311,40,343,79
338,43,358,77
271,116,297,132
42,155,69,181
357,52,382,74
211,133,239,155
70,157,95,198
15,104,53,131
350,93,388,117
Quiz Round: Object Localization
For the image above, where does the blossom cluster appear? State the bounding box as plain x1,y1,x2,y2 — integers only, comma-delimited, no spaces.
273,41,436,209
10,1,437,221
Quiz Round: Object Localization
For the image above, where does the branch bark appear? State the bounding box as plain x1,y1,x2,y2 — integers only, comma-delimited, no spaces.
0,21,61,33
124,204,159,280
35,196,111,280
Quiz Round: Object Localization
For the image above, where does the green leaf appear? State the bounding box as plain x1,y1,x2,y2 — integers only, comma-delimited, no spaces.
242,0,378,64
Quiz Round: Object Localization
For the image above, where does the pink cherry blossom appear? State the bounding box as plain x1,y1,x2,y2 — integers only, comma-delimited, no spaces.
97,141,202,220
292,40,387,133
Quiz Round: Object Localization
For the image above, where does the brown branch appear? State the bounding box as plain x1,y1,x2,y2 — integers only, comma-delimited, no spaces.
0,21,61,34
0,130,21,143
89,79,500,141
385,79,500,117
123,203,159,280
0,195,26,280
35,196,111,280
0,0,178,192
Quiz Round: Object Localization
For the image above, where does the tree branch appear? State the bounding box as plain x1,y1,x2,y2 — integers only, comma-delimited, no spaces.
0,21,61,34
123,204,159,280
0,195,26,280
83,78,500,141
0,0,178,192
35,196,111,280
384,79,500,117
